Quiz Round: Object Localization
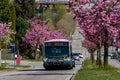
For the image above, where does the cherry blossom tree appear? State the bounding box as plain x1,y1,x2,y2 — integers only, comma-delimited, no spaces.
69,0,120,66
22,18,70,58
23,18,70,48
114,33,120,54
82,39,97,63
0,22,15,63
0,23,11,38
81,29,104,66
114,41,120,48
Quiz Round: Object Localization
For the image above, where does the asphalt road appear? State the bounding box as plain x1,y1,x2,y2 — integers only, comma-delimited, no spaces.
0,27,89,80
0,60,83,80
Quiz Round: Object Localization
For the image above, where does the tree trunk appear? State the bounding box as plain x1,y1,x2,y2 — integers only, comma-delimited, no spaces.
98,48,102,67
104,42,108,67
31,49,36,59
96,48,102,66
96,49,99,65
104,29,109,67
39,46,43,58
91,53,94,64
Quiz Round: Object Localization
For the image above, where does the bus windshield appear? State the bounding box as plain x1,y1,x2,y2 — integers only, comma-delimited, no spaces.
44,46,69,57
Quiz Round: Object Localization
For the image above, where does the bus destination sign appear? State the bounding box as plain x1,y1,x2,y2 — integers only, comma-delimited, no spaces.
45,42,68,46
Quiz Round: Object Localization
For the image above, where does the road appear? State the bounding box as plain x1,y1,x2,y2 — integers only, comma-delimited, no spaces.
0,60,83,80
0,27,89,80
72,27,89,59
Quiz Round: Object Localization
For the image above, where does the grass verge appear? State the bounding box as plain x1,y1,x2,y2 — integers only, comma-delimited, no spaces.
0,66,15,71
0,63,30,71
74,59,120,80
14,65,30,69
0,67,15,71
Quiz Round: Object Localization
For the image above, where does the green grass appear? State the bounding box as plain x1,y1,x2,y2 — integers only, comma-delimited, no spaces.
74,59,120,80
0,67,15,71
0,63,30,71
14,65,30,69
0,65,30,71
0,66,15,71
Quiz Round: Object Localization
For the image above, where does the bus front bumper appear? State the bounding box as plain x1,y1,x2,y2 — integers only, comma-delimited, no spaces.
43,60,73,68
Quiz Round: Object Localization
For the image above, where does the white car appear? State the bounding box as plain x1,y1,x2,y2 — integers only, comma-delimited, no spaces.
72,53,80,61
79,53,84,58
72,53,84,59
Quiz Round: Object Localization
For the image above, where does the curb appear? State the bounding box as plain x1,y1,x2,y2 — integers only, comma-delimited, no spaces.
70,74,74,80
65,72,76,80
65,74,74,80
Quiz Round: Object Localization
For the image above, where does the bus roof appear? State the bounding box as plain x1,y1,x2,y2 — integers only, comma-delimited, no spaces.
44,39,70,43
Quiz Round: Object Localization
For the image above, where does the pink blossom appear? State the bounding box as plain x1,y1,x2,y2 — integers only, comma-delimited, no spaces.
0,22,15,38
69,0,120,49
22,18,70,48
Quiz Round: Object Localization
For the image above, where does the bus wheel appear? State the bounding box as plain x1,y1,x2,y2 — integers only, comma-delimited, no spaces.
44,66,51,70
69,64,73,69
45,67,51,70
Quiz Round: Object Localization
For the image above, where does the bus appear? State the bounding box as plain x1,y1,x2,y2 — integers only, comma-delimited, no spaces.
42,39,75,69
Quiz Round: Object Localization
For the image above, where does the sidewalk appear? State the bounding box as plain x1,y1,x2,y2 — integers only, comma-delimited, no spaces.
0,60,43,69
108,57,120,69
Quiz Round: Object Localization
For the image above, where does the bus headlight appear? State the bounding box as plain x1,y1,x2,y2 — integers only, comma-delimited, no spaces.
64,57,70,60
43,58,47,61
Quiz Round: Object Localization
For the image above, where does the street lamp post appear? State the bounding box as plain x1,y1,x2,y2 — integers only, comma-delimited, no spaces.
10,42,16,66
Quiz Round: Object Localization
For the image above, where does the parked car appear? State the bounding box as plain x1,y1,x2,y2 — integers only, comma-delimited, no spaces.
72,53,80,61
78,53,84,58
110,52,117,59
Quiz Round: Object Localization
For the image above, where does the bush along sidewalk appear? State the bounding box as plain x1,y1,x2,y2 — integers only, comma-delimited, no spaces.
74,59,120,80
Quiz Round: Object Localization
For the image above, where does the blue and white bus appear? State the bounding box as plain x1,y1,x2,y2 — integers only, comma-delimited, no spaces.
43,39,75,69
